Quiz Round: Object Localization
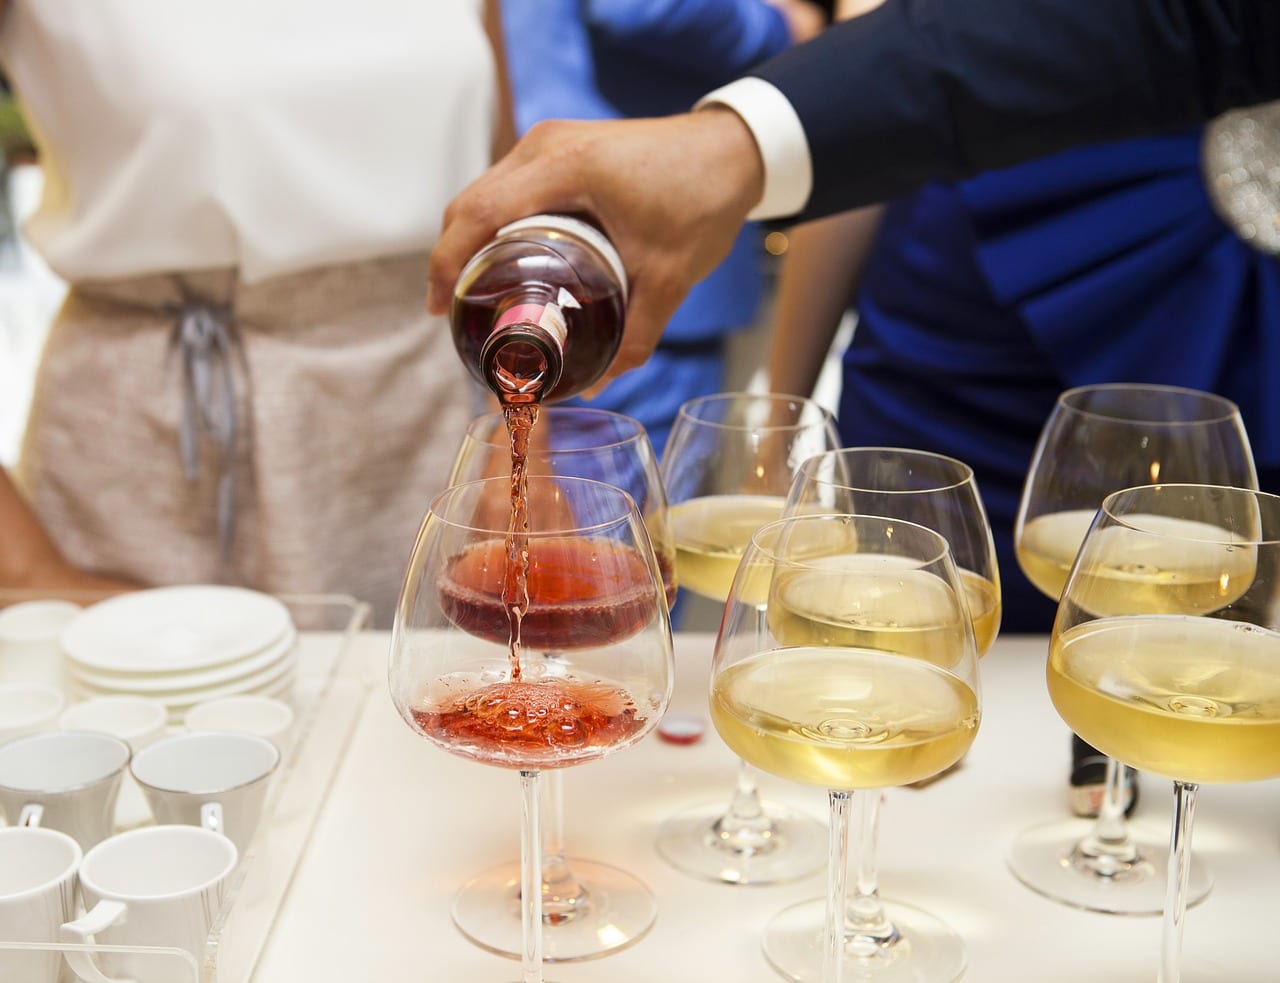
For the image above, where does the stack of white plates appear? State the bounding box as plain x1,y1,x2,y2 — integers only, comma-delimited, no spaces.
61,586,297,722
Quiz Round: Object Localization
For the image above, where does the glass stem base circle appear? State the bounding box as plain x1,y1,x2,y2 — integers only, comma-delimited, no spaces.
452,857,657,962
655,799,827,885
763,895,966,983
1007,818,1212,915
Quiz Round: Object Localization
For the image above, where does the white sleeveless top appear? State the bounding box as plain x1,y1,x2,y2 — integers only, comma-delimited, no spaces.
0,0,495,283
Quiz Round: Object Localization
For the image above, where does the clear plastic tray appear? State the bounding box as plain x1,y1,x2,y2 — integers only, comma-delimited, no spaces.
0,590,372,983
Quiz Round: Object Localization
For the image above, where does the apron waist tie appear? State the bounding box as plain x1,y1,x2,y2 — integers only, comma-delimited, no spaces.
168,303,237,558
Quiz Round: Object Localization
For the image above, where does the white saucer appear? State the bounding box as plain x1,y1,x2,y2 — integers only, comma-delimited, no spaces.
68,628,298,693
61,586,293,674
71,649,298,707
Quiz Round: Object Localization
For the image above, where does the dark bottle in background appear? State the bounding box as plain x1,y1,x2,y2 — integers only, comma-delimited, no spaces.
450,214,627,404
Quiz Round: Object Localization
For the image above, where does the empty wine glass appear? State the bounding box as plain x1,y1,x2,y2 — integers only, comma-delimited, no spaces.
446,407,675,960
389,476,674,983
712,514,981,982
1049,483,1279,982
1011,383,1257,913
779,447,1000,981
658,392,840,885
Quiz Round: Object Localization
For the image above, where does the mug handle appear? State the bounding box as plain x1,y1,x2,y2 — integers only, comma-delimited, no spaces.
18,802,44,826
60,899,137,983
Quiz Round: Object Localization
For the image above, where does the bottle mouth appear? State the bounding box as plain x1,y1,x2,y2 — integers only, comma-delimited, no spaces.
480,325,564,401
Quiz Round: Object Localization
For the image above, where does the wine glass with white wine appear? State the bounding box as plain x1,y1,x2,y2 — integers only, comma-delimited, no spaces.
658,392,840,885
1011,382,1257,914
778,447,1000,982
1049,482,1279,983
712,513,981,983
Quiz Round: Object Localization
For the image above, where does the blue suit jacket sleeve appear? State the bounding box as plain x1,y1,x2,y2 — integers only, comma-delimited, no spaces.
750,0,1280,221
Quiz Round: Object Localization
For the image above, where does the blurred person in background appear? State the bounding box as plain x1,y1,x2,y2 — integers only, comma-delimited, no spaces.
0,0,512,626
498,0,826,455
743,0,1277,804
768,121,1280,636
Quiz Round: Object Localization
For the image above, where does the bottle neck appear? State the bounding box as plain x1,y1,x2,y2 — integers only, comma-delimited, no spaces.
480,292,567,402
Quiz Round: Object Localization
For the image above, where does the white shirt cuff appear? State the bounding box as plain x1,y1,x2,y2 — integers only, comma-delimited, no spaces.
696,77,813,221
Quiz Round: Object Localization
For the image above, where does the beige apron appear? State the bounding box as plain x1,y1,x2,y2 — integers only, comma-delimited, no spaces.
17,252,481,627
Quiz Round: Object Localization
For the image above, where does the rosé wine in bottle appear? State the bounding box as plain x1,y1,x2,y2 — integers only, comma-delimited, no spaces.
451,214,627,404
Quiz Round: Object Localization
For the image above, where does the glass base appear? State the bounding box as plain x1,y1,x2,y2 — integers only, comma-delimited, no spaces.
655,800,827,886
1007,818,1212,915
452,857,656,963
763,896,966,983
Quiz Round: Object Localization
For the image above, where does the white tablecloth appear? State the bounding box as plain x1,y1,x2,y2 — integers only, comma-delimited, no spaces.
252,633,1280,982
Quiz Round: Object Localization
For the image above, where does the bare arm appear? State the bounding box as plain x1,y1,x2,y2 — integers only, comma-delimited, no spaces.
766,204,883,399
0,468,135,592
483,0,517,160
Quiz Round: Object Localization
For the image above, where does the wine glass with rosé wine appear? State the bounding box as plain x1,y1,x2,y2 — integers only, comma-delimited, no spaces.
389,475,674,983
446,406,676,962
657,391,840,886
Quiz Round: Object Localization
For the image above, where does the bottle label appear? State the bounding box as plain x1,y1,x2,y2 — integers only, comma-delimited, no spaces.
496,214,628,300
494,302,568,349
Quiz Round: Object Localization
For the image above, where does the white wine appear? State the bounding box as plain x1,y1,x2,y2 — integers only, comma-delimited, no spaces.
669,494,786,602
1015,509,1097,600
1066,516,1256,617
959,568,1002,657
711,647,979,789
1049,615,1280,783
1019,511,1256,614
767,555,972,670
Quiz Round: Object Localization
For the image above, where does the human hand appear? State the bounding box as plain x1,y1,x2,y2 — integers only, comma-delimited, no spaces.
427,111,764,388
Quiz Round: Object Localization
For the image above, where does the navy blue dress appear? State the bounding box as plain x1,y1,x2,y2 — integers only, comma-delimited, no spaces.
841,128,1280,632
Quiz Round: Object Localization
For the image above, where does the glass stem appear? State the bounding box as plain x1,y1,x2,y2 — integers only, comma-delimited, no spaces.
519,769,544,983
1159,781,1199,983
825,790,853,983
710,603,779,856
1073,756,1142,875
541,769,588,921
844,791,899,948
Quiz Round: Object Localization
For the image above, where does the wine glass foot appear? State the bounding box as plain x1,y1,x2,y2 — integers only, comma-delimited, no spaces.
1007,818,1212,915
452,857,657,962
655,800,827,885
763,896,966,983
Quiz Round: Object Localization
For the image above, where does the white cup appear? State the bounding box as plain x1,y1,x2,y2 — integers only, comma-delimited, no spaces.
0,599,80,690
184,695,296,757
59,696,168,831
0,826,81,983
0,730,130,850
0,682,65,744
60,824,237,983
130,731,280,858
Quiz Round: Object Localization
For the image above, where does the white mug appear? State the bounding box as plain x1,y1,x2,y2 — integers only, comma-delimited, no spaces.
0,682,65,744
0,599,79,690
0,825,81,983
183,694,296,756
0,730,130,850
130,731,280,857
59,696,168,831
60,824,237,983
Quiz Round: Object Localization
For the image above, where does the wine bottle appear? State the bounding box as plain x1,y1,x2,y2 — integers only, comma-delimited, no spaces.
450,214,627,403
